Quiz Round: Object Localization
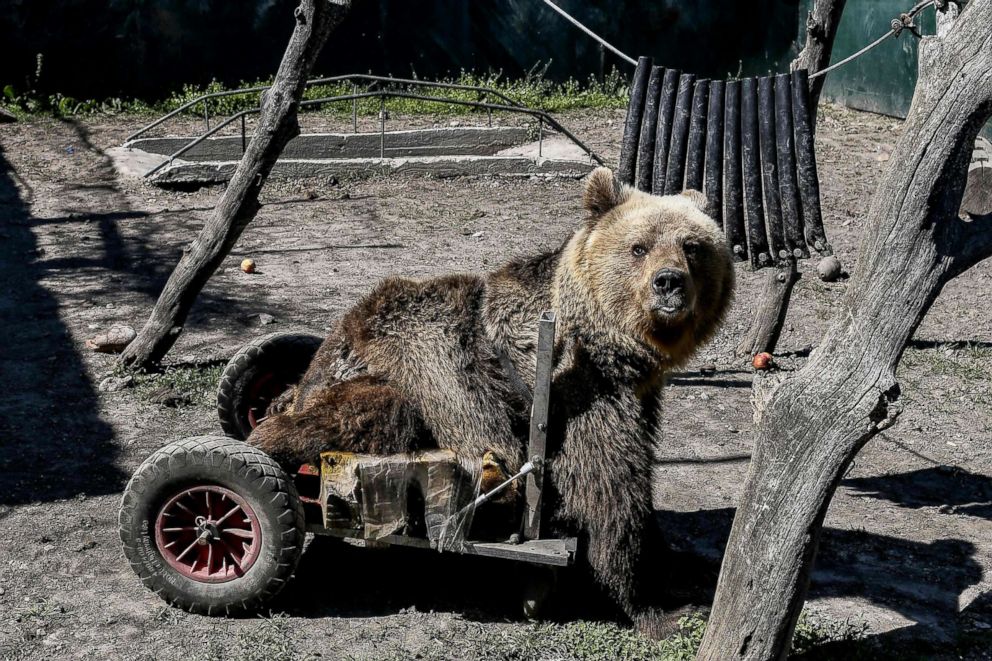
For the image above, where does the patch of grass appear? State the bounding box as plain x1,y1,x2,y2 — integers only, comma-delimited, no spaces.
1,67,629,119
132,362,224,408
192,614,319,661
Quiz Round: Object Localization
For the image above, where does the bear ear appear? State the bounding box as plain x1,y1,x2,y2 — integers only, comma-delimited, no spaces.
680,189,709,213
583,167,628,217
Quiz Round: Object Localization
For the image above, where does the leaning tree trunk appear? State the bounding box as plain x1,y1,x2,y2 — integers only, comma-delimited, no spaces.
736,0,847,359
119,0,351,370
698,3,992,659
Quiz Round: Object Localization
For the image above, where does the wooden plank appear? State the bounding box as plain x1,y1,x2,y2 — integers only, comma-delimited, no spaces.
635,66,665,192
664,73,697,195
774,73,809,259
703,80,725,225
684,79,710,191
723,79,747,261
791,69,831,255
524,311,556,541
617,57,652,186
741,77,771,268
651,68,682,195
758,75,786,262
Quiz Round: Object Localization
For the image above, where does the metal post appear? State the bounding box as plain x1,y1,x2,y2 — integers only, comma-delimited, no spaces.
379,95,385,159
488,107,492,127
352,84,358,133
523,310,556,540
203,99,210,132
538,117,543,159
240,114,246,155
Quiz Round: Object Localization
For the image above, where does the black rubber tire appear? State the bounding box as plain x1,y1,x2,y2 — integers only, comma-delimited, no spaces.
216,332,323,440
118,436,306,615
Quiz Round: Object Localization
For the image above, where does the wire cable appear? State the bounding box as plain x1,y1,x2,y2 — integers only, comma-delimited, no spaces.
539,0,638,66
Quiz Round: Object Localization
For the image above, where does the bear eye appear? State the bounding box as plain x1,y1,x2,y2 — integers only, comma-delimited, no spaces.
683,240,701,257
631,244,648,258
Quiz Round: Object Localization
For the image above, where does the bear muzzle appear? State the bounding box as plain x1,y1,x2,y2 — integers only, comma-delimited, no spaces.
650,268,691,318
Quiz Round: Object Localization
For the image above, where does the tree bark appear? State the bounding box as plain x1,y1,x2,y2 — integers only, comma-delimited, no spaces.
736,0,847,360
119,0,351,370
698,3,992,659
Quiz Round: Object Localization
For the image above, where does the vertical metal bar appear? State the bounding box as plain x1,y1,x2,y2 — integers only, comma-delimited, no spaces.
723,80,746,261
617,56,652,186
488,107,492,127
635,66,664,192
741,78,770,268
379,95,385,159
775,73,808,259
651,68,681,195
684,79,710,191
703,80,725,225
203,99,210,132
240,114,246,155
791,69,830,255
538,117,543,158
352,84,358,133
664,73,696,195
758,76,786,261
524,310,556,541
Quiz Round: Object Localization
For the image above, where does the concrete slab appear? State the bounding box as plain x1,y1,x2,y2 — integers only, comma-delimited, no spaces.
148,154,596,186
107,146,169,179
126,126,532,161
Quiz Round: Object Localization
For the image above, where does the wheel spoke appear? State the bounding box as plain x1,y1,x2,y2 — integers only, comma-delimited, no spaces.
162,527,195,533
221,528,253,539
175,538,200,563
215,505,243,527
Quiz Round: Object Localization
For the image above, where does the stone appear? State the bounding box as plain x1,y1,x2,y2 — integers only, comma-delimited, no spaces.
817,255,842,282
258,313,276,326
86,325,136,353
99,375,133,393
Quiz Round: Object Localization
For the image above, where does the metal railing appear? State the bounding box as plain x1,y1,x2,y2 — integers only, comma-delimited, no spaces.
138,87,606,179
125,74,527,144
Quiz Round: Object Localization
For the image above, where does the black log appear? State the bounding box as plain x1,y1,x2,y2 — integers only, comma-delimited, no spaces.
758,76,786,262
741,77,771,268
703,80,726,226
652,68,682,194
635,66,665,192
775,73,809,259
685,79,710,191
723,80,747,261
792,69,831,255
617,56,652,186
664,73,697,195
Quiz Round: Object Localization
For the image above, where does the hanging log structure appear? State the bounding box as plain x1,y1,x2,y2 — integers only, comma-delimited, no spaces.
616,58,831,269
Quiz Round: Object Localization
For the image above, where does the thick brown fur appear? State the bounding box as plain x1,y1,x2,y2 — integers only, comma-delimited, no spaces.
247,167,734,625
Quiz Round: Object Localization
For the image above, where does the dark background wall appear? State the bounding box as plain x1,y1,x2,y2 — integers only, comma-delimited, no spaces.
0,0,802,101
0,0,970,130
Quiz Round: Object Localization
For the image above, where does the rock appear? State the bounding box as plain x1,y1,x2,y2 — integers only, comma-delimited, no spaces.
86,325,136,353
817,255,842,282
699,363,717,375
258,313,276,326
0,108,16,123
99,375,133,393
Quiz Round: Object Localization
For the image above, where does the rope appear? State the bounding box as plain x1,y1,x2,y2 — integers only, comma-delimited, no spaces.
539,0,638,66
809,0,936,79
537,0,937,80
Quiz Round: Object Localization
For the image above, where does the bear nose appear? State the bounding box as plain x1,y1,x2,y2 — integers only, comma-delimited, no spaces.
653,268,685,295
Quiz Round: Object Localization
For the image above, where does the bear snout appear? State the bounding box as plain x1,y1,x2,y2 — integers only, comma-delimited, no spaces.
650,268,691,316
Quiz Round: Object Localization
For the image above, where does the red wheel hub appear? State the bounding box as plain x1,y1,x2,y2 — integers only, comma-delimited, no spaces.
246,372,281,429
154,485,261,583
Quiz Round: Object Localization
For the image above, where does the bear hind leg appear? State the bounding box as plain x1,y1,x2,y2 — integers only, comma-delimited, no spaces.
247,375,433,468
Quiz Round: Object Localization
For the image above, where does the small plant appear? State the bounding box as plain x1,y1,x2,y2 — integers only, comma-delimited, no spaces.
132,362,224,408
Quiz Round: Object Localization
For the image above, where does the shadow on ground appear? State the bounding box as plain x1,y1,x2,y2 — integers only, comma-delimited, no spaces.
0,141,125,506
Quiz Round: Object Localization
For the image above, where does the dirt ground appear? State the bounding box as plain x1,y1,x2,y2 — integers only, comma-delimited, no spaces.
1,104,990,660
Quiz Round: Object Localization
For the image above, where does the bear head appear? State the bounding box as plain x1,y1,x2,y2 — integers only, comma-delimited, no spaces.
560,167,734,368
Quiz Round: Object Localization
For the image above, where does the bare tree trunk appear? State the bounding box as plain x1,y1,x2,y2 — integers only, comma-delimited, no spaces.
698,3,992,659
119,0,351,370
736,0,846,359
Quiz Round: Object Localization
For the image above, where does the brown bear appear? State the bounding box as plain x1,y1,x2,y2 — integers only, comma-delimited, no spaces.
249,167,734,627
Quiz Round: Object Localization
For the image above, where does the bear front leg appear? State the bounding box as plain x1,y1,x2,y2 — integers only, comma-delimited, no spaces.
247,375,433,468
